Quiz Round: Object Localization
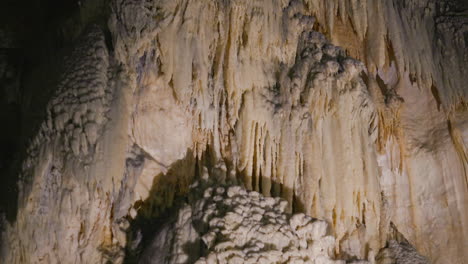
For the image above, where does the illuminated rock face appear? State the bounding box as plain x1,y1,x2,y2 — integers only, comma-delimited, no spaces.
139,178,370,264
1,0,466,263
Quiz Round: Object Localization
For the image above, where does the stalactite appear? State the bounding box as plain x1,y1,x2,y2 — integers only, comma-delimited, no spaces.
1,0,466,263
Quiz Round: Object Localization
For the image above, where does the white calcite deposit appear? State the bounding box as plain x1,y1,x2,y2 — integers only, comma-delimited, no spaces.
139,177,373,264
1,0,466,263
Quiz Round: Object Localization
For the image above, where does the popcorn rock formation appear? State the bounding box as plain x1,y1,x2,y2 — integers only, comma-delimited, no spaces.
139,180,372,264
23,26,113,165
1,0,467,263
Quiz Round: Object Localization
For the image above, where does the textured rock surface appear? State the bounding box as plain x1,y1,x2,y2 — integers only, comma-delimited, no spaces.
139,178,372,264
376,240,429,264
1,0,467,263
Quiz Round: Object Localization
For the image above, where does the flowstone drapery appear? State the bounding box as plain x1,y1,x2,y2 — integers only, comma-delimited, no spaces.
1,0,466,263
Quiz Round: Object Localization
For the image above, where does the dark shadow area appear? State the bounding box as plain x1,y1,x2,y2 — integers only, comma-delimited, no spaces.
123,144,229,263
0,0,111,222
123,145,306,263
123,148,204,263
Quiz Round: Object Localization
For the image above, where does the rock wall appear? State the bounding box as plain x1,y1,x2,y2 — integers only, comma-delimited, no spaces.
304,1,468,262
1,0,466,263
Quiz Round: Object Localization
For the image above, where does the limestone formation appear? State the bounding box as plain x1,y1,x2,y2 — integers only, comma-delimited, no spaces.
139,178,372,264
0,0,466,263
